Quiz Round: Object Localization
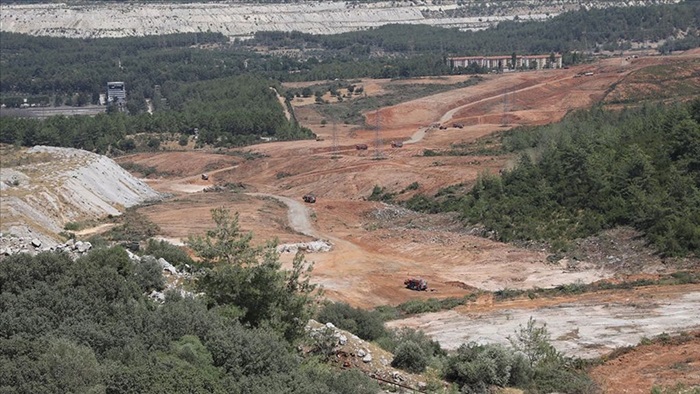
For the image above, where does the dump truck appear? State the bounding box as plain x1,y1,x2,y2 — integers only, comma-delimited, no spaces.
404,278,428,291
303,194,316,203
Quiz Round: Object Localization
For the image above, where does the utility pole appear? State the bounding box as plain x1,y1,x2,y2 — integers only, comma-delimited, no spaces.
332,121,338,157
502,88,509,126
374,109,383,160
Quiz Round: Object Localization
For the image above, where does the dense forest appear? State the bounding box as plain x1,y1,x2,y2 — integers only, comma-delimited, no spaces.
0,209,382,394
0,75,312,152
2,1,699,101
407,101,700,257
249,2,700,57
1,209,597,394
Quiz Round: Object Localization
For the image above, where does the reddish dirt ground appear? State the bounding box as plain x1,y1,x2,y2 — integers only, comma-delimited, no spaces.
590,331,700,394
114,51,700,387
117,50,699,309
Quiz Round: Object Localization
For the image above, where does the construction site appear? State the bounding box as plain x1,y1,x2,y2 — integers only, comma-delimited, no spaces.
127,50,700,391
2,46,699,392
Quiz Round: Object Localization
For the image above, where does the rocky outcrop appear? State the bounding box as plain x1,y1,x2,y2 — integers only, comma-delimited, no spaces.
0,234,92,258
277,240,333,254
0,1,681,39
0,146,162,245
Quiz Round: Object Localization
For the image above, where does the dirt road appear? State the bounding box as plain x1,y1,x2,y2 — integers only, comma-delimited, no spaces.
248,193,319,238
111,49,700,390
123,51,699,310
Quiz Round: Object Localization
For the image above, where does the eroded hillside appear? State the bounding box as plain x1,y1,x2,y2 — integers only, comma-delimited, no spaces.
0,146,161,246
0,0,680,39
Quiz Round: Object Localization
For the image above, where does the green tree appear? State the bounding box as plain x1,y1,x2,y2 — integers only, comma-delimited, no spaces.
508,317,560,368
188,208,317,341
391,341,428,373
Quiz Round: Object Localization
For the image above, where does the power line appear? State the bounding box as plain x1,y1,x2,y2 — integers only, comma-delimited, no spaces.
332,121,338,157
374,109,383,160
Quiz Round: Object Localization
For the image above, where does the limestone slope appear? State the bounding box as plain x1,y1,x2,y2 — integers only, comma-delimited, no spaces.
0,146,161,245
0,1,680,39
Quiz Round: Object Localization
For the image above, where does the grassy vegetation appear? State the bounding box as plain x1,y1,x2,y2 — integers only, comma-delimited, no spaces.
315,78,483,126
493,271,700,302
105,207,160,242
605,59,700,104
119,162,164,177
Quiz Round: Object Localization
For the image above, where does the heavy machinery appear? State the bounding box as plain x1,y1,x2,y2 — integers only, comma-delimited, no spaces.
201,173,209,180
303,194,316,203
391,141,403,148
355,144,368,150
404,278,428,291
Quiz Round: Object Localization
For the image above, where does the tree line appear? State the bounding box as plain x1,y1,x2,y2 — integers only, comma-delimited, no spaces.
406,100,700,257
0,75,313,153
249,2,700,57
3,1,698,104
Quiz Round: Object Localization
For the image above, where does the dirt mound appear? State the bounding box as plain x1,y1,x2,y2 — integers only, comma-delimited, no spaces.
0,146,161,244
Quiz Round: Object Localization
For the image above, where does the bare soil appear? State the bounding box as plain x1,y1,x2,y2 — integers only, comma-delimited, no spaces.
118,52,700,374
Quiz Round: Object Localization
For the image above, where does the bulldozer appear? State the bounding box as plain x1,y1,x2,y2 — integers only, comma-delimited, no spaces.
404,278,428,291
303,194,316,203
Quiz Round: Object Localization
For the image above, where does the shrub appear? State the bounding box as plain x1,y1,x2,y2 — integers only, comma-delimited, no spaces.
404,182,420,191
147,137,161,150
64,222,80,231
317,302,387,341
444,343,521,390
178,134,189,146
144,239,194,268
377,327,445,359
119,138,136,151
391,341,428,373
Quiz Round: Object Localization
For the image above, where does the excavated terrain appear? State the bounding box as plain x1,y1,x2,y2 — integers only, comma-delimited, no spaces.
0,146,161,247
109,53,700,390
3,49,694,391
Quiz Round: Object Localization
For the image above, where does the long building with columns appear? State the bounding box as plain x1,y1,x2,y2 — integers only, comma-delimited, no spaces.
448,54,563,70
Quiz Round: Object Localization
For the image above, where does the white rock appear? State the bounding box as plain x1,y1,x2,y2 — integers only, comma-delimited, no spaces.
362,354,372,363
325,322,336,329
76,241,91,253
338,335,347,345
158,257,178,275
149,290,165,302
357,349,366,357
31,238,42,248
126,249,141,262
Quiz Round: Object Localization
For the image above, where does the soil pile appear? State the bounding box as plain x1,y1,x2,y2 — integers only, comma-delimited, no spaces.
0,146,161,245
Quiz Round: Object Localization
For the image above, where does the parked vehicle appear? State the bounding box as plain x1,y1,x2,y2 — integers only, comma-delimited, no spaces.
404,278,428,291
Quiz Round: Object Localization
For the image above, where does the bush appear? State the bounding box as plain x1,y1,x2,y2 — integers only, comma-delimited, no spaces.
445,343,523,391
317,302,387,341
147,137,161,150
144,239,194,269
178,134,189,146
377,327,445,359
64,222,80,231
391,341,428,373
